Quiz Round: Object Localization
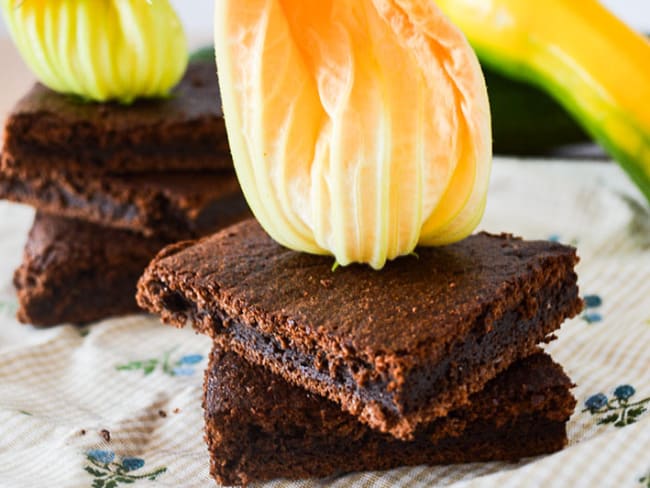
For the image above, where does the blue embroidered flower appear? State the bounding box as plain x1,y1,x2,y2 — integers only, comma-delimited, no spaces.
121,457,145,472
85,451,166,486
547,234,578,246
583,385,649,428
87,449,115,464
178,354,203,365
614,385,636,401
583,312,603,324
585,393,608,411
172,367,195,376
581,293,604,324
583,295,603,308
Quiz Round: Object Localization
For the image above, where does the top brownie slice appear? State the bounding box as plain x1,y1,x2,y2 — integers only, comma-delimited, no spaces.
1,60,230,174
137,219,582,439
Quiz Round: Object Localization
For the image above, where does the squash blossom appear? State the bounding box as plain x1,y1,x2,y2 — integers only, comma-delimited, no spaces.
1,0,188,103
214,0,492,270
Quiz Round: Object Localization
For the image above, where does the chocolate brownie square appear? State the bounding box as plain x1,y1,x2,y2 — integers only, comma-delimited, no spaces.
204,348,576,485
1,61,230,174
14,210,248,326
0,170,249,239
138,219,583,439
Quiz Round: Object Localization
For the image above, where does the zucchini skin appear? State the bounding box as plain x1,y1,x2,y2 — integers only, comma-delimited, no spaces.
485,67,588,155
438,0,650,205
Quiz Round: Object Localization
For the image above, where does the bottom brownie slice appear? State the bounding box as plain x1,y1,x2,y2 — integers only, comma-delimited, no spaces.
204,349,576,486
13,211,250,326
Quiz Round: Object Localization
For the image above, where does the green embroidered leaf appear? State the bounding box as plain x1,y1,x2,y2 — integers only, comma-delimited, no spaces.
105,480,118,488
628,406,647,418
614,420,626,427
143,362,157,375
116,347,203,378
84,467,107,477
598,413,620,425
116,362,143,371
117,358,159,375
114,477,135,484
92,479,105,488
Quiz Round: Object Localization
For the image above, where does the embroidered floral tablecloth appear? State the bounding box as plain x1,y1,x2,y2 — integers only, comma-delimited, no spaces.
0,158,649,488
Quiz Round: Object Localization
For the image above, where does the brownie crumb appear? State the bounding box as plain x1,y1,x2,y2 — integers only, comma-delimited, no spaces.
173,408,181,414
158,410,167,418
100,429,111,442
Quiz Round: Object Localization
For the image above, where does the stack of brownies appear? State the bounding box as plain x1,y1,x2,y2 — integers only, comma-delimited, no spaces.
137,219,584,485
0,59,250,326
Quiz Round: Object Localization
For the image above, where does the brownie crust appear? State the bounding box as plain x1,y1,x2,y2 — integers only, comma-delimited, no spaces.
13,209,248,326
1,61,231,174
0,169,250,239
204,349,576,485
13,213,168,326
138,219,583,439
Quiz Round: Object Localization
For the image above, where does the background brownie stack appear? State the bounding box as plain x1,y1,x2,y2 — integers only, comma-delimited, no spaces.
0,59,250,326
138,219,584,485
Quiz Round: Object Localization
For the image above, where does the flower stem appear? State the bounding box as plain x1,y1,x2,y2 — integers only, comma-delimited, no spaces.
127,466,168,480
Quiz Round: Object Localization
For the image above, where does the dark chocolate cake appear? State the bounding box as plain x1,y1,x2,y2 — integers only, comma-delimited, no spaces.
1,61,230,174
204,348,576,485
138,219,583,439
0,169,249,238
